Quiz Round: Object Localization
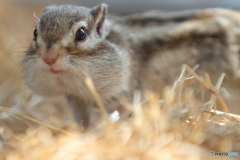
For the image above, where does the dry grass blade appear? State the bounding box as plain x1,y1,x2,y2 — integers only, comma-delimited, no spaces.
85,77,110,123
173,64,199,89
0,106,72,135
183,64,228,112
202,73,226,121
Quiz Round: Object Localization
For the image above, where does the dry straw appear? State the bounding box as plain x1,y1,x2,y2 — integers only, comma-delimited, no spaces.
0,64,239,160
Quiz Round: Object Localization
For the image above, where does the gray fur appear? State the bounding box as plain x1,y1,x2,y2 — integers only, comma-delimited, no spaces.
22,5,240,128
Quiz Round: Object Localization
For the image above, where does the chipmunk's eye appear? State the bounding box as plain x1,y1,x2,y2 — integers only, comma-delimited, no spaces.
75,28,86,41
33,29,38,41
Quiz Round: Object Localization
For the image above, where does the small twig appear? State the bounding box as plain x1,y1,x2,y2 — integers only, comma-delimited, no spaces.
184,76,195,80
202,73,225,121
202,108,240,121
208,73,225,110
0,106,72,135
178,68,186,82
173,64,199,90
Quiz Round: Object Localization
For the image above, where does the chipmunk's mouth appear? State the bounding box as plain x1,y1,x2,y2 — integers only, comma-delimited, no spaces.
50,68,63,74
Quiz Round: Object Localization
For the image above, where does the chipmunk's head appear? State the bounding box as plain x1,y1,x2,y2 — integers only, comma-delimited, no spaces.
22,4,129,100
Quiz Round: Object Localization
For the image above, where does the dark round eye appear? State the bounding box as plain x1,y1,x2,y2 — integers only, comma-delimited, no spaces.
33,29,38,41
75,28,86,41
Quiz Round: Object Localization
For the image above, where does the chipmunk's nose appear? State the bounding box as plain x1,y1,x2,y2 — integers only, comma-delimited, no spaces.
41,51,59,65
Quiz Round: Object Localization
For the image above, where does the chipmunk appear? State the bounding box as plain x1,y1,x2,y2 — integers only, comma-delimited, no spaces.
22,4,240,127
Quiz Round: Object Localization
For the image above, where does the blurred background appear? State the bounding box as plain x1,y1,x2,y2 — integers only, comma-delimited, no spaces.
8,0,240,13
1,0,239,45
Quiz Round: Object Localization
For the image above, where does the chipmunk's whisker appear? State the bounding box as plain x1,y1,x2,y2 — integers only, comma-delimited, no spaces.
23,60,37,77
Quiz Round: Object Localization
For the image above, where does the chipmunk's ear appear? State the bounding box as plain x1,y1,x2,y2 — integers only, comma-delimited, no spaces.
91,3,108,38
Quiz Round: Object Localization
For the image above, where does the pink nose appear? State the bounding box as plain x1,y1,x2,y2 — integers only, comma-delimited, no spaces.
42,51,59,65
